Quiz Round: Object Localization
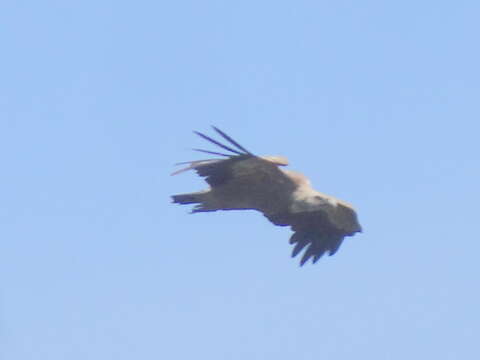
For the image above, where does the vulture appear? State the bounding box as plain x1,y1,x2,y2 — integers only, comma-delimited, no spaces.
171,127,362,265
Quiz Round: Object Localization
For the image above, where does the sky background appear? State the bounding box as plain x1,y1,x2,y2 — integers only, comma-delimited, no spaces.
1,1,479,359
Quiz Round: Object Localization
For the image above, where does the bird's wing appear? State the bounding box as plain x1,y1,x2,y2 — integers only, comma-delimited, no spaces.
172,127,293,189
266,192,362,266
171,126,252,185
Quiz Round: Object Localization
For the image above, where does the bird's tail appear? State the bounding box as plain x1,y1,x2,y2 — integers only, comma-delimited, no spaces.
171,191,217,213
171,192,203,205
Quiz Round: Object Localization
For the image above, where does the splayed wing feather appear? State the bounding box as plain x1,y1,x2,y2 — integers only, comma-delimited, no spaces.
292,239,310,258
193,148,232,157
193,131,245,155
212,126,253,155
328,236,345,256
300,243,320,266
171,159,222,176
175,159,220,165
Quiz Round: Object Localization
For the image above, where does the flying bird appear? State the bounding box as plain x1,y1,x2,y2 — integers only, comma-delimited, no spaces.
171,127,362,265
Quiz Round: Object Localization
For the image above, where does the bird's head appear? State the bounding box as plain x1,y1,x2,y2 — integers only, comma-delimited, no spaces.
261,155,289,166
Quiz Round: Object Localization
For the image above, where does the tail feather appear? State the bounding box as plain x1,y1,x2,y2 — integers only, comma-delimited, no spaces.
172,193,202,205
172,191,222,213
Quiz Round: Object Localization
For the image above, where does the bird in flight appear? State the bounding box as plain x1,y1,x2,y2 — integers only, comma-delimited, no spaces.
171,126,362,265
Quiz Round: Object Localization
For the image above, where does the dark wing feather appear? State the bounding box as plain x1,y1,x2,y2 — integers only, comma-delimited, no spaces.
192,155,251,186
193,131,245,156
291,212,346,265
174,128,255,186
267,204,360,266
193,148,232,157
212,126,253,155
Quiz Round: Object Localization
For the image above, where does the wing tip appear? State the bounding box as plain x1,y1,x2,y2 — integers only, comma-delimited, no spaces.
289,231,346,266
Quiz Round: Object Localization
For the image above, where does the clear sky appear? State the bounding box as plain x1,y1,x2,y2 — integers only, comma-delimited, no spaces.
1,1,479,359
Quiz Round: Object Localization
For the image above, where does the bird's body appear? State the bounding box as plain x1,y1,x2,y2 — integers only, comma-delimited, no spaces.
171,127,362,265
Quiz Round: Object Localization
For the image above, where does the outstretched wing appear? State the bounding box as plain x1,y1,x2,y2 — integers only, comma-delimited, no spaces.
172,126,254,186
173,126,291,189
172,126,298,214
267,195,362,266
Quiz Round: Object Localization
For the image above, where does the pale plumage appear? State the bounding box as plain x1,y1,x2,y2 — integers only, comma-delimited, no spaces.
171,126,362,265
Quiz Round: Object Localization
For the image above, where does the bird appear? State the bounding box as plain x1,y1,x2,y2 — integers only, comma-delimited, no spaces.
171,126,362,266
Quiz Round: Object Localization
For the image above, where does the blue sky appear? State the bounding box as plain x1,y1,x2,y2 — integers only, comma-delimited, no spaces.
1,1,479,359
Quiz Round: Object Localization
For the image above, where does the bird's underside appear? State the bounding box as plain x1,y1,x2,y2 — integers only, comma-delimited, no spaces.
171,126,362,266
